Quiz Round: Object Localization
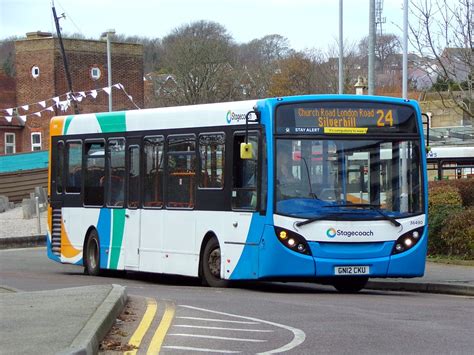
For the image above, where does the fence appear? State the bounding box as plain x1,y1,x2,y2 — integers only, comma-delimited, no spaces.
0,168,48,203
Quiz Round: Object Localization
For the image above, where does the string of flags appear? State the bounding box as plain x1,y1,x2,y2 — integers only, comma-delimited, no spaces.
0,83,141,123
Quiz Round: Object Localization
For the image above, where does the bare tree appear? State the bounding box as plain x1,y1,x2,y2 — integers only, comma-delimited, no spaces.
316,42,361,94
237,34,292,98
409,0,473,118
162,20,238,105
358,33,401,72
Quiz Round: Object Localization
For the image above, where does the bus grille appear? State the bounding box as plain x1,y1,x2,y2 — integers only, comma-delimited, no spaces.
51,208,61,256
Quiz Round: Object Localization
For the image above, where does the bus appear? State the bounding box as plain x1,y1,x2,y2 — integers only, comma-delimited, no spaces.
47,94,428,292
426,146,474,181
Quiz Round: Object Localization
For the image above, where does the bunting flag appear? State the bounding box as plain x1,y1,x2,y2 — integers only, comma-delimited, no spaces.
0,83,141,122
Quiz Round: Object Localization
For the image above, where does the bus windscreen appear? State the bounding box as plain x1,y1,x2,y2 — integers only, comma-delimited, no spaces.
276,101,418,135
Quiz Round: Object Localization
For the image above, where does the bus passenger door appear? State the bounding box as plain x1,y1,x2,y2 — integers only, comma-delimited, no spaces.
124,138,141,270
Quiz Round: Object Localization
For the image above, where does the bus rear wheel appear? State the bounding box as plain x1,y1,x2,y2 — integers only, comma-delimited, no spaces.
332,276,368,293
84,230,101,276
202,238,229,288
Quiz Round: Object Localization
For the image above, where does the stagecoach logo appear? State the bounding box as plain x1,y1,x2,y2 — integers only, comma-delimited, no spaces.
226,110,247,124
326,228,374,238
326,228,337,238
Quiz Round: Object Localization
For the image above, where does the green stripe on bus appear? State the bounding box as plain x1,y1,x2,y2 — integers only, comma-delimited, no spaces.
96,112,126,133
63,115,74,135
110,209,126,269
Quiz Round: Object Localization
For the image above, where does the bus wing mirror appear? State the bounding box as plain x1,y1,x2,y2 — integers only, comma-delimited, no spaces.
240,142,253,159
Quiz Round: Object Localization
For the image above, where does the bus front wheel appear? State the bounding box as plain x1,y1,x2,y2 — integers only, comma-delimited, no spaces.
84,230,101,276
202,238,229,288
332,276,368,293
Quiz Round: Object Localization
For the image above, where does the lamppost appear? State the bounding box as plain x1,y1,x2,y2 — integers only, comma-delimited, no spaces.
101,29,115,112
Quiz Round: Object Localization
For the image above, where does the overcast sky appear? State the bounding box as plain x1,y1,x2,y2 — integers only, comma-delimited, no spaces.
1,0,406,51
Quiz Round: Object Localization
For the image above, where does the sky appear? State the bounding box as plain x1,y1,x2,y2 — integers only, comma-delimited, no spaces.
1,0,407,51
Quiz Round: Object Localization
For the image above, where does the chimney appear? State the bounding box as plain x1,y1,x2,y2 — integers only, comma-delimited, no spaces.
25,31,53,40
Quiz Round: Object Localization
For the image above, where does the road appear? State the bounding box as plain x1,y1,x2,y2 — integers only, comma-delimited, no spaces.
1,247,473,354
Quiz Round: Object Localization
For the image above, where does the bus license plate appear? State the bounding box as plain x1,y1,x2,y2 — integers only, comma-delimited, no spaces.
335,266,370,275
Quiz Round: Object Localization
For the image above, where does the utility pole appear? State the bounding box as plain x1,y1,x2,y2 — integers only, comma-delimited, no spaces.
402,0,408,99
52,3,79,114
338,0,344,94
368,0,376,95
101,29,115,112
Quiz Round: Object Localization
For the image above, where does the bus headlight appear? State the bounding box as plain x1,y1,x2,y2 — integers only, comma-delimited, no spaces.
392,227,424,255
274,227,311,255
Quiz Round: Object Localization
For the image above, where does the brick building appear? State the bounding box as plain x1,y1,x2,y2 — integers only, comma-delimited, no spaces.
0,32,144,155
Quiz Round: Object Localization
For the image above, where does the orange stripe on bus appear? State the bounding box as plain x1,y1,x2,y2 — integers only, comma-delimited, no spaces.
61,220,81,258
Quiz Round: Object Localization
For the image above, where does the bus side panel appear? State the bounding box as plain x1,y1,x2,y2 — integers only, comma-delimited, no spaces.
258,225,315,279
59,207,100,265
139,209,164,274
227,213,266,280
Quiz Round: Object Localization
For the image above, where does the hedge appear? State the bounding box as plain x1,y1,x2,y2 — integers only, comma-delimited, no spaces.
428,179,474,259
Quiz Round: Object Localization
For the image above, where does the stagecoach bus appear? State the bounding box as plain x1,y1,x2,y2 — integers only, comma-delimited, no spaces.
47,94,428,292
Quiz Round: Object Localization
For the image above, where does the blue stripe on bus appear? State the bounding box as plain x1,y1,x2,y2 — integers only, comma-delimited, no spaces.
229,213,265,280
96,208,112,269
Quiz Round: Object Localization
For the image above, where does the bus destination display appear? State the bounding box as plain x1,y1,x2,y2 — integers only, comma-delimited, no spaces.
276,102,417,135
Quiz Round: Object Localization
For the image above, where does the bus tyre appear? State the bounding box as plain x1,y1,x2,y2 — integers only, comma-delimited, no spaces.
333,276,368,293
202,238,229,288
85,230,101,276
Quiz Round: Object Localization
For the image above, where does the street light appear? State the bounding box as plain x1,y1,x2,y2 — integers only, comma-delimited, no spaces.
101,29,115,112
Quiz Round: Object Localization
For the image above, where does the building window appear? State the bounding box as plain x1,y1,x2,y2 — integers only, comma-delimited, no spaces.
91,67,101,80
31,66,40,78
31,133,42,151
5,133,16,154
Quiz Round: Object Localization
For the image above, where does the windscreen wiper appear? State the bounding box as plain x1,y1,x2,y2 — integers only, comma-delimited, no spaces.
323,203,401,227
295,213,343,227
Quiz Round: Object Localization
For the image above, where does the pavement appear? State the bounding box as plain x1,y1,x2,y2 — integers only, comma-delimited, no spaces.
0,233,472,354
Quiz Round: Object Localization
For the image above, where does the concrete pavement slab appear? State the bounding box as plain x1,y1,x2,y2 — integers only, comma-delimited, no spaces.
0,284,126,355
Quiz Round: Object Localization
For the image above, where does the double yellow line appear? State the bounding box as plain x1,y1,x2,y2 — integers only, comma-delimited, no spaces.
125,298,175,355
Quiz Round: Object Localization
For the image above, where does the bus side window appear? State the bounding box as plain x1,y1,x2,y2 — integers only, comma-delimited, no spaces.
232,133,258,210
166,135,196,208
66,141,82,193
107,138,126,207
84,141,105,206
144,136,164,208
56,141,64,194
199,133,225,189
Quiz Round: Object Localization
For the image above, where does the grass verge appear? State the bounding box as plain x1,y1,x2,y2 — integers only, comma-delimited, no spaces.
427,255,474,267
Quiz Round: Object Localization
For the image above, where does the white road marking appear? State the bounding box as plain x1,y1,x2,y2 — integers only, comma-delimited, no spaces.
168,333,266,342
176,316,258,324
162,345,240,353
173,324,274,332
180,305,306,354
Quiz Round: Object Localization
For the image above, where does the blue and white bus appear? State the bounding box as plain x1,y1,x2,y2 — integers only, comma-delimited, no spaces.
47,94,428,292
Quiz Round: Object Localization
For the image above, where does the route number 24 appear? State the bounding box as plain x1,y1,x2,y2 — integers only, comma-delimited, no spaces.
376,109,394,127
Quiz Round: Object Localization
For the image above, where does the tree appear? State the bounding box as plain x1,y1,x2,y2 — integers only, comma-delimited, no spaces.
358,34,401,72
162,20,238,105
237,34,292,98
409,0,473,118
268,53,315,97
0,37,18,77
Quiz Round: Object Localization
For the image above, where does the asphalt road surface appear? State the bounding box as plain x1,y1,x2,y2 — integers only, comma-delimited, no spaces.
1,247,473,354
